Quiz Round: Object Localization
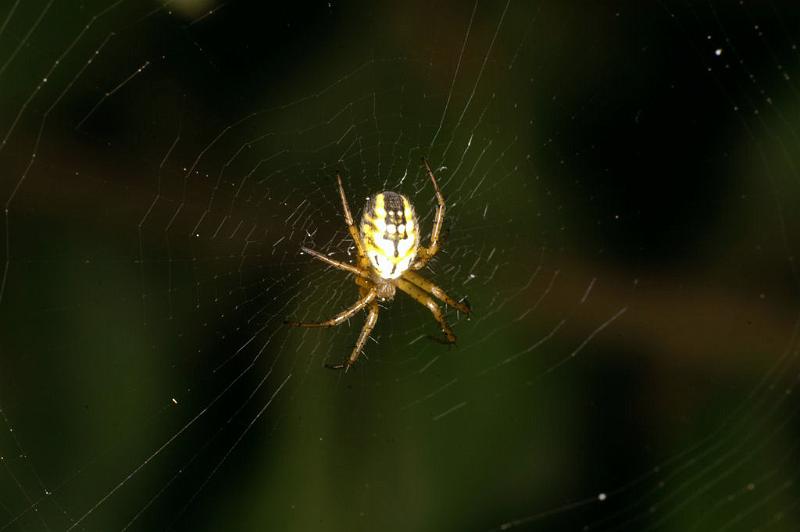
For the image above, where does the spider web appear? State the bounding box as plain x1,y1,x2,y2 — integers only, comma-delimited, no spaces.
1,1,800,530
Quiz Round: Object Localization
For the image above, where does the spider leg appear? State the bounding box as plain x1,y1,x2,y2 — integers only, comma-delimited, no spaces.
336,174,367,260
285,289,376,328
301,246,368,279
412,158,446,270
325,300,380,371
401,270,471,315
395,277,456,344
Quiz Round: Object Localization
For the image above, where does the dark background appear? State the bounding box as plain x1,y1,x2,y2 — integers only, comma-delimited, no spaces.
1,1,800,531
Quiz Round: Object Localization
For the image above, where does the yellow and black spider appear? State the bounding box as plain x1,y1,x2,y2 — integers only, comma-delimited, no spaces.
287,159,471,371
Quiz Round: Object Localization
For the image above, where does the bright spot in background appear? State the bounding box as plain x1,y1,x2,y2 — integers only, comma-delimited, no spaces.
166,0,218,20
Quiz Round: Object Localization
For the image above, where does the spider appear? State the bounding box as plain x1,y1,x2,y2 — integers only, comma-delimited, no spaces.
286,159,471,371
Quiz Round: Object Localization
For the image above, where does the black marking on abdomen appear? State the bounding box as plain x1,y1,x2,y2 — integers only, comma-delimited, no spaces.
382,192,405,216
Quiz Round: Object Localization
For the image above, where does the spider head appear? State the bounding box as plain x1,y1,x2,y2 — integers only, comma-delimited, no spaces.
360,191,419,279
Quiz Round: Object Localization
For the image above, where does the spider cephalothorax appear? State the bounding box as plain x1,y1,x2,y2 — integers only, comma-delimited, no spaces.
287,159,471,371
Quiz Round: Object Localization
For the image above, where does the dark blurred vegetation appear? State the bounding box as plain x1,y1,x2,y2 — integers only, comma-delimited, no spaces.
1,1,800,531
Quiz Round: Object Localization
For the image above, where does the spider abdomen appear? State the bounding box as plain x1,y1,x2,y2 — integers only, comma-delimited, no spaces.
360,191,419,279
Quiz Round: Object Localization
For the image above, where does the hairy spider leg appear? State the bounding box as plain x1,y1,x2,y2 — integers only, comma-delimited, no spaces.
395,277,456,343
401,269,471,315
336,174,368,264
326,296,380,371
413,158,446,270
285,289,376,328
300,246,368,279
